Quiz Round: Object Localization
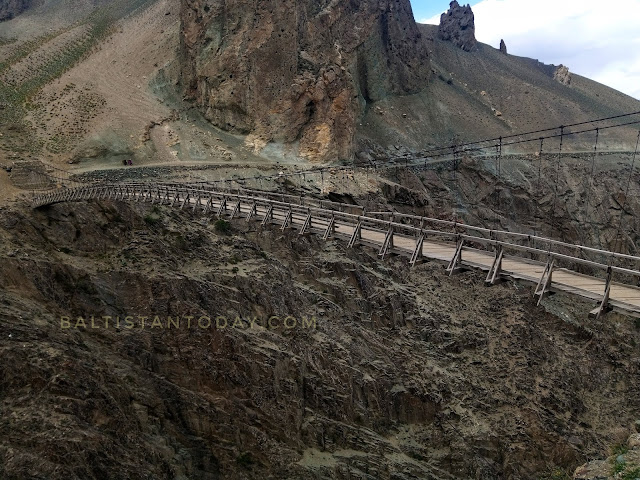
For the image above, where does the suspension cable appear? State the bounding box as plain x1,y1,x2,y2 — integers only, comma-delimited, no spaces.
535,137,544,236
551,126,564,230
613,130,640,253
582,128,599,246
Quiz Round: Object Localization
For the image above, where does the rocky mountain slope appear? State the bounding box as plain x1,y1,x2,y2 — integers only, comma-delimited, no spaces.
1,0,638,168
0,1,640,479
176,0,640,162
574,428,640,479
0,0,39,22
180,0,430,163
355,18,640,156
1,197,639,480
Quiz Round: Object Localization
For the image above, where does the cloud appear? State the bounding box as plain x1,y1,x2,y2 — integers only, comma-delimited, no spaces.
421,14,442,24
418,0,640,99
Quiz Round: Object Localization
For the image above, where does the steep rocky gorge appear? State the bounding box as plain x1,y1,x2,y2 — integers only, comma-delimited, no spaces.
1,192,639,479
179,0,430,162
1,0,640,478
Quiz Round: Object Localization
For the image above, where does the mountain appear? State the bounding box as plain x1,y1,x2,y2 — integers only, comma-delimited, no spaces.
356,17,640,157
180,0,431,163
1,2,640,480
1,0,638,166
176,0,640,161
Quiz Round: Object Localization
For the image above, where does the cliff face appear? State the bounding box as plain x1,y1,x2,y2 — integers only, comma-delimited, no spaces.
180,0,430,162
2,188,640,479
0,0,37,21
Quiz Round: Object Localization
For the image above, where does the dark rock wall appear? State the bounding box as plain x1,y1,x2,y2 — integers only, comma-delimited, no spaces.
180,0,431,162
0,0,38,21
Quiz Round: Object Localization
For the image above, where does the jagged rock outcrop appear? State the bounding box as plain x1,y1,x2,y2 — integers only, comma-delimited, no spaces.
180,0,431,162
554,64,572,85
499,39,507,54
574,429,640,479
438,1,476,52
0,0,37,21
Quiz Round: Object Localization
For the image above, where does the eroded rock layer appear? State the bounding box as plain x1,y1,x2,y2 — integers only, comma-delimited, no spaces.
180,0,430,162
0,0,37,21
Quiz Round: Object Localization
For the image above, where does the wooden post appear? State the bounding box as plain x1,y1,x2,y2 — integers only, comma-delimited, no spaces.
590,266,613,319
180,193,191,210
299,212,312,235
535,257,555,305
446,238,464,275
281,208,292,230
204,197,213,214
217,197,227,218
410,233,425,266
246,202,257,222
170,191,180,208
193,195,202,213
323,214,335,240
379,225,394,259
230,200,241,219
261,204,274,226
348,219,363,248
485,246,504,285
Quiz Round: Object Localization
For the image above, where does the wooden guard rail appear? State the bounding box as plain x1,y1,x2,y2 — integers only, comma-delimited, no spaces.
31,182,640,319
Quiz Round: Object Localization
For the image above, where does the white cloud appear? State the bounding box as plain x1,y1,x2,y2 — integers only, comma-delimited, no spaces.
419,0,640,99
421,14,442,24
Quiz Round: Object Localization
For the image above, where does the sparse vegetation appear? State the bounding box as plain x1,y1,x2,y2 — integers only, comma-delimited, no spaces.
613,461,627,475
538,468,571,480
236,452,254,468
214,219,231,234
144,213,160,225
612,443,630,456
621,466,640,480
0,0,158,155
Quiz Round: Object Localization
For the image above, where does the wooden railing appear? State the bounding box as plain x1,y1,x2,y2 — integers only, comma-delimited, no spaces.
32,182,640,318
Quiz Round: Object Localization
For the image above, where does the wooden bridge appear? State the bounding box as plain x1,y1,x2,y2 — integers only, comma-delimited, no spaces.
32,182,640,319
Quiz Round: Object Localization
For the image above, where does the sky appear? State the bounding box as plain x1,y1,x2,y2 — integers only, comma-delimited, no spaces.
410,0,640,100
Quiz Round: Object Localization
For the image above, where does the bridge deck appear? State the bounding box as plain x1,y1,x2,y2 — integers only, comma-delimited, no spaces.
31,183,640,318
230,200,640,316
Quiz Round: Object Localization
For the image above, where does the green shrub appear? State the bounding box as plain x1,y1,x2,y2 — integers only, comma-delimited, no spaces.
144,214,160,225
539,468,571,480
622,466,640,480
214,219,231,234
613,462,626,475
236,452,253,468
612,443,630,456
